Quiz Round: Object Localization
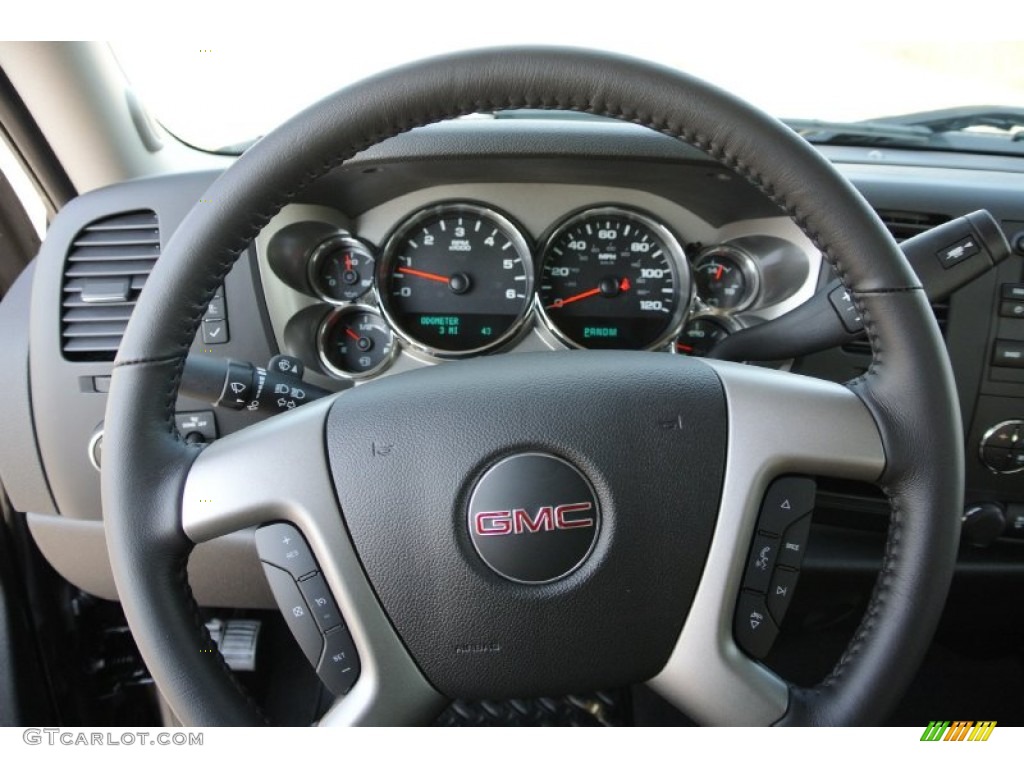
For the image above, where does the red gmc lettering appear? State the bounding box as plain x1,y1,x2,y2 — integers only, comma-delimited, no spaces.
514,506,553,533
474,503,594,536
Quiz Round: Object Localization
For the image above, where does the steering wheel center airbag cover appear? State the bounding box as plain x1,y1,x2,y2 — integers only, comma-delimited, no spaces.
468,452,600,584
326,352,726,698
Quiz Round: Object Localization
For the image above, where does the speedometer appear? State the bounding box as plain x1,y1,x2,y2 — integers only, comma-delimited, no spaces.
377,203,534,357
537,207,690,350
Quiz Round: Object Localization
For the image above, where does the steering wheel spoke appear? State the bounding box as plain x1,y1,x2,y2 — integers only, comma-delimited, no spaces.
181,398,445,725
649,361,885,725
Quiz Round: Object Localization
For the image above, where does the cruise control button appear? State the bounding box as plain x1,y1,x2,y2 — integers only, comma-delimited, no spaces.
777,514,811,569
734,591,778,659
759,477,816,535
743,533,779,594
298,573,343,632
766,567,800,624
261,564,323,667
317,625,361,696
254,523,317,579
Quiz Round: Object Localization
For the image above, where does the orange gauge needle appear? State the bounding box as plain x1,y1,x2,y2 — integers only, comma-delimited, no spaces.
345,328,360,341
547,287,601,310
344,253,353,271
398,266,449,284
548,277,630,310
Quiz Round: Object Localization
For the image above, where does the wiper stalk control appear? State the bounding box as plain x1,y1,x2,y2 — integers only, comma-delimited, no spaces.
180,354,337,415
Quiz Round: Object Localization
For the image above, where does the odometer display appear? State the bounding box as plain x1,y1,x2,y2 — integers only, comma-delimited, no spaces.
378,204,534,357
538,208,690,350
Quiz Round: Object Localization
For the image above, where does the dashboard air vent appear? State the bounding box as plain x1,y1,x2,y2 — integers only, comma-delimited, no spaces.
873,209,951,243
60,210,160,362
841,209,951,356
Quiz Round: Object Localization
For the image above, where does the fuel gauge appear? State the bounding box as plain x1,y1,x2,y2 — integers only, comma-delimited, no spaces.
317,306,396,379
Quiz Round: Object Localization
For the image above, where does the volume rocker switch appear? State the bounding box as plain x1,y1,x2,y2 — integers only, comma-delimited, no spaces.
734,591,779,659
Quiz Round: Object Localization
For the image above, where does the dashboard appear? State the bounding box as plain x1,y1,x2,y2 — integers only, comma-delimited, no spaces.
256,184,818,386
3,116,1024,615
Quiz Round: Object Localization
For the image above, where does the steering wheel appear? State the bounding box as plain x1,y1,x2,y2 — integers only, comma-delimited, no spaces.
101,47,962,726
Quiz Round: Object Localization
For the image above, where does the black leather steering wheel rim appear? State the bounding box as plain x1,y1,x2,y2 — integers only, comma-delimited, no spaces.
101,47,963,726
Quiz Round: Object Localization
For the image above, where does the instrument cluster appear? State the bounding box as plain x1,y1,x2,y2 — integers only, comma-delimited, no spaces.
266,200,800,380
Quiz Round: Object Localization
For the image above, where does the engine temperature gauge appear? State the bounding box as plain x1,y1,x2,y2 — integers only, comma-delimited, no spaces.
317,306,396,379
692,245,760,312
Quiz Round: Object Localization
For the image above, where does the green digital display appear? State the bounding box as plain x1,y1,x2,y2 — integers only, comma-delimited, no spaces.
583,326,619,339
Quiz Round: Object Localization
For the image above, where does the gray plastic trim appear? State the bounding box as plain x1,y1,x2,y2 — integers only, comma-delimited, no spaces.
26,513,274,608
648,360,885,725
0,263,56,514
181,396,443,726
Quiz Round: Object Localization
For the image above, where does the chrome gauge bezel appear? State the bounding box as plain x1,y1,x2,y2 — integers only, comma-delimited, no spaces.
316,305,397,381
979,420,1024,475
536,206,692,351
691,243,761,314
671,311,745,357
376,202,536,360
306,234,376,306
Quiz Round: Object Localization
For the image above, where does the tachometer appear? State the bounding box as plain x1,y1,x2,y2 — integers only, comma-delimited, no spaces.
538,207,690,349
378,203,534,357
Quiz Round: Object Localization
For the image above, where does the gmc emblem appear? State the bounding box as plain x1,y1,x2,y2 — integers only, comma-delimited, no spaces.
473,502,594,536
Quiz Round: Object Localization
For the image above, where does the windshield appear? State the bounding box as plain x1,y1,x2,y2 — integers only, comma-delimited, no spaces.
111,35,1024,153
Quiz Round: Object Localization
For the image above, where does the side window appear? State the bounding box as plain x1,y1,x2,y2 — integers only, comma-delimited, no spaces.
0,136,45,298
